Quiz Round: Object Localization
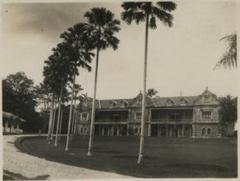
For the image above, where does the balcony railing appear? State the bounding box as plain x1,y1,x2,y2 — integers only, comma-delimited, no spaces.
151,118,193,123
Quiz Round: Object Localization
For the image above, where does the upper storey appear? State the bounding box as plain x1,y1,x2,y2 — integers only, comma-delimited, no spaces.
79,88,220,110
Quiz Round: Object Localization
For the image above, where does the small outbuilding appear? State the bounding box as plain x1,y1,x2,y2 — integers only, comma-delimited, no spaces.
3,111,25,134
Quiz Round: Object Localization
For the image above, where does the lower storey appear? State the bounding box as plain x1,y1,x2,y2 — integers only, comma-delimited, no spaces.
77,123,222,138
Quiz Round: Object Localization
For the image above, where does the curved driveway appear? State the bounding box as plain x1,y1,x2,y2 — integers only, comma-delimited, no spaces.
3,135,131,180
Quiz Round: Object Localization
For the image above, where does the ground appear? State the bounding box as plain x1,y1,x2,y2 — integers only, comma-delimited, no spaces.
6,135,238,179
3,135,131,180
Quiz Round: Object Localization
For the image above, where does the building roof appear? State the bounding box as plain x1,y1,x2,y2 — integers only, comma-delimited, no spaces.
79,89,219,110
3,111,26,122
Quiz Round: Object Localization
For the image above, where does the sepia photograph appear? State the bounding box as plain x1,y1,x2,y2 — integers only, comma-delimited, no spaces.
1,0,238,180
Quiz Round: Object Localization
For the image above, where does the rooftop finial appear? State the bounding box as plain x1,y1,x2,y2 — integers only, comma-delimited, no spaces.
180,90,182,97
206,86,208,91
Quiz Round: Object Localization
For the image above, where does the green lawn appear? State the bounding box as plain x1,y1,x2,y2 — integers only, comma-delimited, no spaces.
15,136,237,178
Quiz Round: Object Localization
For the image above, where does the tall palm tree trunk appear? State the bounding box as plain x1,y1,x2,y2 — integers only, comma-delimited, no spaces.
73,96,78,135
70,100,75,140
73,110,77,135
70,96,77,140
65,75,76,151
54,85,63,147
59,108,63,141
88,47,100,156
50,102,56,141
138,13,149,164
47,95,54,141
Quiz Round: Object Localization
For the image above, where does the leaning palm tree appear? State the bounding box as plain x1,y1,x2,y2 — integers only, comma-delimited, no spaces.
85,8,121,156
215,34,237,69
121,1,176,164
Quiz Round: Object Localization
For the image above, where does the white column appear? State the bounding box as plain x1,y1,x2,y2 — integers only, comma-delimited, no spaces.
17,124,20,133
110,126,113,136
101,126,104,136
11,124,15,133
127,110,130,136
148,109,152,136
182,125,184,136
117,127,120,136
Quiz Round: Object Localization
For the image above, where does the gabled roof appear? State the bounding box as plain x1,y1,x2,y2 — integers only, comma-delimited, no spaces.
3,111,26,122
79,89,219,110
193,89,219,105
97,99,132,109
152,96,198,107
129,92,156,107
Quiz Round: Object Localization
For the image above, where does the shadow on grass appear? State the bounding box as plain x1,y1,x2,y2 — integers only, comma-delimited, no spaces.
3,170,49,180
14,136,237,178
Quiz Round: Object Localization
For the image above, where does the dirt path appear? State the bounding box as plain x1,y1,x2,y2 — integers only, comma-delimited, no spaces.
3,135,131,180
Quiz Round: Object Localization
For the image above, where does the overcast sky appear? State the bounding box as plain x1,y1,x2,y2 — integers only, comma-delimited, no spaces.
1,0,238,99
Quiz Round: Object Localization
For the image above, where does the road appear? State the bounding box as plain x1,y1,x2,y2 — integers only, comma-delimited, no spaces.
3,135,131,180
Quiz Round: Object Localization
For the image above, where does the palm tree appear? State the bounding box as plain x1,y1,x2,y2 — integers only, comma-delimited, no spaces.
215,34,237,69
43,42,77,147
60,23,93,151
85,8,121,156
121,1,176,164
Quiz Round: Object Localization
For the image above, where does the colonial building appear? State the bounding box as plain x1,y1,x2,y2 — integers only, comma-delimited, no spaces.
76,88,222,138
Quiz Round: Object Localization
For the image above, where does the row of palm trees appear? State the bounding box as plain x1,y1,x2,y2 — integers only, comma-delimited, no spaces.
43,2,177,164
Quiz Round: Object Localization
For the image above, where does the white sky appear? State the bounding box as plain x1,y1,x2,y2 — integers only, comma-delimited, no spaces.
0,0,239,99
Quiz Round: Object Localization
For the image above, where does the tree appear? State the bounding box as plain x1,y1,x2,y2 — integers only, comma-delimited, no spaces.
43,41,77,146
121,1,176,164
60,23,93,151
219,95,237,136
147,88,158,97
219,95,237,125
85,7,121,156
34,83,53,136
215,34,237,69
2,72,42,132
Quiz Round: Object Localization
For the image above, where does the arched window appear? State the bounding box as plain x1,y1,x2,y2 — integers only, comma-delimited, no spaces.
202,128,206,136
207,128,211,135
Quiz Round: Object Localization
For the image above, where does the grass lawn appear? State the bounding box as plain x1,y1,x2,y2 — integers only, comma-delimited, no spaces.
15,136,237,178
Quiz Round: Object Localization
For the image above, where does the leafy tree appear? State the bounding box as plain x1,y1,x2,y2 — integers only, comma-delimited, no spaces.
147,88,158,97
219,95,237,136
2,72,42,132
121,1,176,164
34,83,53,134
84,7,121,156
215,34,237,69
219,95,237,125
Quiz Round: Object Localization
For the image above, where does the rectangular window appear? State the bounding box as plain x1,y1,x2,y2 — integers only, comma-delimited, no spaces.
81,112,89,120
84,127,87,134
135,112,142,120
202,111,212,119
